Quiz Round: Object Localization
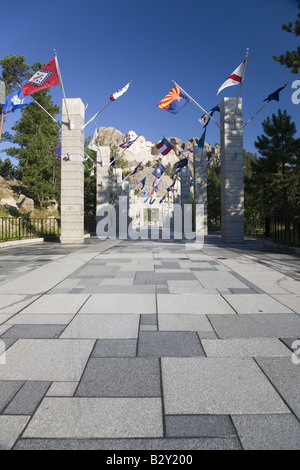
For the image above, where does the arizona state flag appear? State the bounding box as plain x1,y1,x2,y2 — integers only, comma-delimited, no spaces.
157,85,189,114
22,58,60,96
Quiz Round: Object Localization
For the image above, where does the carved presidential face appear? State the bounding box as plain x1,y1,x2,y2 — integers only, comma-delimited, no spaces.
126,130,137,141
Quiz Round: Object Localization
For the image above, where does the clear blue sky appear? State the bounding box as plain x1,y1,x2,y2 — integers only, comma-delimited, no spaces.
1,0,299,161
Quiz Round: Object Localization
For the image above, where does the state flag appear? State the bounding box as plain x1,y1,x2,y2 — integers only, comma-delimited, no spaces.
199,105,220,127
156,138,174,156
152,161,166,179
174,157,188,171
217,60,246,96
263,84,288,102
157,85,190,114
2,87,34,113
21,58,60,96
110,81,131,101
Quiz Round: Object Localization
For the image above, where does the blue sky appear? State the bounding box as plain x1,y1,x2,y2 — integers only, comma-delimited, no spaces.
1,0,299,162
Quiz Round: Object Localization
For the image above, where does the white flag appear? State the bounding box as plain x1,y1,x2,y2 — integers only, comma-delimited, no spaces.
110,81,132,101
217,60,245,95
88,127,100,152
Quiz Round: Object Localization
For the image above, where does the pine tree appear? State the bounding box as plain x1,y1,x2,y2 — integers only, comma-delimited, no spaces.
273,2,300,74
253,110,300,216
4,62,61,207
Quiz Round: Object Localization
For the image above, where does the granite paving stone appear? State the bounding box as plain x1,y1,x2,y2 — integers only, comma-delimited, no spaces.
1,324,66,339
75,357,161,397
46,382,78,397
5,314,75,325
0,235,299,450
0,415,30,450
202,338,292,357
23,397,163,439
157,293,236,314
138,331,205,357
60,314,139,339
21,294,90,314
165,414,236,438
255,356,300,420
78,293,156,314
208,313,300,338
14,437,241,450
0,381,23,413
3,381,51,415
223,294,295,314
158,314,214,332
91,339,137,357
0,339,94,381
232,414,300,450
161,357,290,415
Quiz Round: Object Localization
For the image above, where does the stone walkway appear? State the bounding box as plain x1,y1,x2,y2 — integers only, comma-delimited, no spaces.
0,235,299,450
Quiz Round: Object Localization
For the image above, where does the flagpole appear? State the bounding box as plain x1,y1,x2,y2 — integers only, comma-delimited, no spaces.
242,101,270,128
54,50,73,130
32,98,61,127
82,100,112,131
172,80,221,129
110,135,141,168
238,48,249,100
0,109,4,143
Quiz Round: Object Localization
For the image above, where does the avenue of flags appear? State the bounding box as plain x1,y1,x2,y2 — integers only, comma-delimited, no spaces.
0,48,290,188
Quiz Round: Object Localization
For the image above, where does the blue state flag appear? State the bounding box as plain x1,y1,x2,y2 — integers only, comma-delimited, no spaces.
2,87,34,113
152,161,166,179
197,130,206,149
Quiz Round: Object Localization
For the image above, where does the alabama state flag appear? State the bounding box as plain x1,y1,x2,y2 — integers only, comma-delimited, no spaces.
22,58,60,96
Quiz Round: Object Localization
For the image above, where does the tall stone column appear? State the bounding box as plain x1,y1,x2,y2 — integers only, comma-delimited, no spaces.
193,146,208,235
181,167,192,238
60,99,84,244
96,146,112,237
220,98,244,243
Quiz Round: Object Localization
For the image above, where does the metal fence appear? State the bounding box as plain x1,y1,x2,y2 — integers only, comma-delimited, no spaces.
0,217,61,242
265,215,300,247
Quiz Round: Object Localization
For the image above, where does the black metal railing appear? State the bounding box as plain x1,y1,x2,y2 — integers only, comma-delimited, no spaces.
0,217,61,242
265,215,300,247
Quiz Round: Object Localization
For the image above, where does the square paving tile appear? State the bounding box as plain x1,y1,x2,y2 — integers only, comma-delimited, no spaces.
0,339,94,381
75,357,161,397
232,414,300,450
23,397,163,439
5,314,75,325
161,357,290,415
157,294,235,315
78,294,156,314
138,331,205,357
60,314,139,339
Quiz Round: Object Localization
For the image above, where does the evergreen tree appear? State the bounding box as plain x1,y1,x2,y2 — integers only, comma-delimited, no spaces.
273,2,300,74
243,150,264,233
4,61,61,207
84,137,97,216
0,158,16,179
207,163,221,230
253,110,300,216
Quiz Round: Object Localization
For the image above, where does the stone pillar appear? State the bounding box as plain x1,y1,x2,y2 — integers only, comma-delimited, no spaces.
193,146,208,235
220,98,244,243
181,167,192,238
60,99,84,244
96,146,112,236
96,146,111,209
